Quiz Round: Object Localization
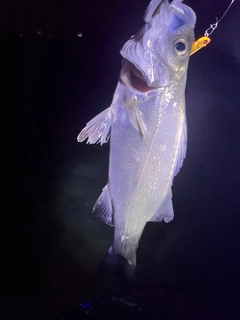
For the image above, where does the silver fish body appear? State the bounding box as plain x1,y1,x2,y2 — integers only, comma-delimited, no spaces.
78,0,196,269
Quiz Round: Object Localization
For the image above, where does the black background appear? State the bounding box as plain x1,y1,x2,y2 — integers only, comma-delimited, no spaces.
2,0,240,319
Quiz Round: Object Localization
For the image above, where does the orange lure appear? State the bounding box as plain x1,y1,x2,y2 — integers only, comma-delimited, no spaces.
191,36,211,55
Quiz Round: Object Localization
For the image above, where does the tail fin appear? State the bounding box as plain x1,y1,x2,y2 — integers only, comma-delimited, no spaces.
97,247,135,291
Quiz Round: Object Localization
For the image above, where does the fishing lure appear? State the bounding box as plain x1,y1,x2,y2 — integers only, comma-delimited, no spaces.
191,0,235,55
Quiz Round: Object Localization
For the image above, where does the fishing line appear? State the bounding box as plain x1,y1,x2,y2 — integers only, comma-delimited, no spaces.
191,0,235,55
204,0,235,37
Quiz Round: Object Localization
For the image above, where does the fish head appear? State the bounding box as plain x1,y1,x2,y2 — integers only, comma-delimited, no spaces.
120,0,196,91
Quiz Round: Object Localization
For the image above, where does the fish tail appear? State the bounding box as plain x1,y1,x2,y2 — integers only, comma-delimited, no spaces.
97,246,135,291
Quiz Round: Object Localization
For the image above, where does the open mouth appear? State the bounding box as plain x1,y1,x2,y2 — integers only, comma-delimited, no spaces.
127,60,158,92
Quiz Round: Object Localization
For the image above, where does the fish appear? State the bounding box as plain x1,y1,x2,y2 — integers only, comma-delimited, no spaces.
77,0,196,282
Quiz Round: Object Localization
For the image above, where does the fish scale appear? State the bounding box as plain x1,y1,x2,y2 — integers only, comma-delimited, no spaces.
109,82,186,266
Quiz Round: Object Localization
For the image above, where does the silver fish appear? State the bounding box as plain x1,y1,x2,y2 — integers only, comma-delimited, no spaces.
78,0,196,276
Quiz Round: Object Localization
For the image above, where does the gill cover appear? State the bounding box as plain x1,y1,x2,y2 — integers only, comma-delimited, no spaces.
120,0,196,87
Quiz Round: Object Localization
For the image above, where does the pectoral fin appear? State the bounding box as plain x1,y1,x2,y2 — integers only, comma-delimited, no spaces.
77,107,111,145
91,185,113,226
125,97,146,136
150,189,174,223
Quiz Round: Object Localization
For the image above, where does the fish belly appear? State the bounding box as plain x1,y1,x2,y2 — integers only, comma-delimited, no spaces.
108,87,185,265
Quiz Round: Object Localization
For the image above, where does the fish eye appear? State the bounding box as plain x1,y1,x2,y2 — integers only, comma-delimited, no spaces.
174,38,188,56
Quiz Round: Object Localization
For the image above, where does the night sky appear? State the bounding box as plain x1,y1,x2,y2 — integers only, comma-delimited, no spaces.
3,0,240,319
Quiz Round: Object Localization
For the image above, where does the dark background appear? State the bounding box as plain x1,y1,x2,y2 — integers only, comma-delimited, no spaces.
2,0,240,319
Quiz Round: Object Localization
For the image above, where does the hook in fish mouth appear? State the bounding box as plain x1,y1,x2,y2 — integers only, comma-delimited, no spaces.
123,59,159,92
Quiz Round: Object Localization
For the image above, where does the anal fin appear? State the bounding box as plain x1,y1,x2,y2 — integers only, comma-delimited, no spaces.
91,185,113,226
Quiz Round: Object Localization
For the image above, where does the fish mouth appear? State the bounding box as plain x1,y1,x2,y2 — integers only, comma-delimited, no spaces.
124,59,159,92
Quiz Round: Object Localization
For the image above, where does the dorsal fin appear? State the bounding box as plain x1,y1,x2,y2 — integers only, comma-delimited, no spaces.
77,107,111,145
